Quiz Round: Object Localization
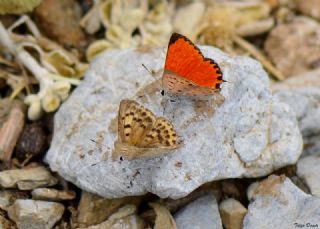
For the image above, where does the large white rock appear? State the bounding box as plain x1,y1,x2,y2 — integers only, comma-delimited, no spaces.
174,194,222,229
297,155,320,197
273,70,320,156
243,175,320,229
46,46,302,199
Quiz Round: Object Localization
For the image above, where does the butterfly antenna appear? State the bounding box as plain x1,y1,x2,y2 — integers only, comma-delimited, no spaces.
142,64,152,75
90,139,97,143
89,138,111,166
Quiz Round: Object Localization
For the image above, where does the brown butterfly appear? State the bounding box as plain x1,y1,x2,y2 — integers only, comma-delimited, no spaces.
112,100,181,160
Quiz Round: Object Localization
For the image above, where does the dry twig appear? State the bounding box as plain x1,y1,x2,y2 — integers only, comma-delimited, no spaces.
0,102,25,161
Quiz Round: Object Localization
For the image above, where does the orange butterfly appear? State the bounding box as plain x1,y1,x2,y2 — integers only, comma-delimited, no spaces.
162,33,224,96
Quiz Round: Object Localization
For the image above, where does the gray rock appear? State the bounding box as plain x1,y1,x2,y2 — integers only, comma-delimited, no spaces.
273,70,320,156
243,175,320,229
297,155,320,197
174,194,222,229
0,165,58,190
46,46,302,199
8,200,64,229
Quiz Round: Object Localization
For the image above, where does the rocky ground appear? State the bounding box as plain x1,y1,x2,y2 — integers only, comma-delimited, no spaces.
0,0,320,229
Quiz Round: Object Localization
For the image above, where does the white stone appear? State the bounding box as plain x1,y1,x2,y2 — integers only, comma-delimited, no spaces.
8,199,64,229
46,46,302,199
243,175,320,229
174,194,222,229
297,155,320,197
273,70,320,156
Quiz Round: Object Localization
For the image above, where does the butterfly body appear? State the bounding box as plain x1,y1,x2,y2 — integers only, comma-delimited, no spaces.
162,33,224,96
113,100,181,160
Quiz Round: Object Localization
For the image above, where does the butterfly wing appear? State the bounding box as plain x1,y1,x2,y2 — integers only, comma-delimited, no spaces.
115,100,181,160
163,33,223,95
118,100,136,143
163,71,219,96
118,100,155,146
113,142,176,160
140,117,178,148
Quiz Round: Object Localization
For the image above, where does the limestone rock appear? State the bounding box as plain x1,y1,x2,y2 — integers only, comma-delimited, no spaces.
0,191,28,211
31,188,76,201
77,191,141,227
174,194,222,229
84,205,145,229
0,165,57,190
297,155,320,197
150,202,176,229
265,16,320,77
273,70,320,156
7,200,64,229
219,198,247,229
246,181,260,201
243,175,320,228
46,45,302,199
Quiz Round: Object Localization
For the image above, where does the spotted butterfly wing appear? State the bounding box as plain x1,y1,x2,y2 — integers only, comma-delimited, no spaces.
162,33,224,96
139,117,177,147
118,100,155,146
113,100,180,160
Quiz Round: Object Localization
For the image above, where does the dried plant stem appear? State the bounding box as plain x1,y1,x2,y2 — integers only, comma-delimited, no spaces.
8,15,41,37
0,102,25,161
0,21,53,96
0,21,80,95
233,35,285,81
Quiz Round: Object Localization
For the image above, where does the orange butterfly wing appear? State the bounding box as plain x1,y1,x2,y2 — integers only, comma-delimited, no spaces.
163,33,223,95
